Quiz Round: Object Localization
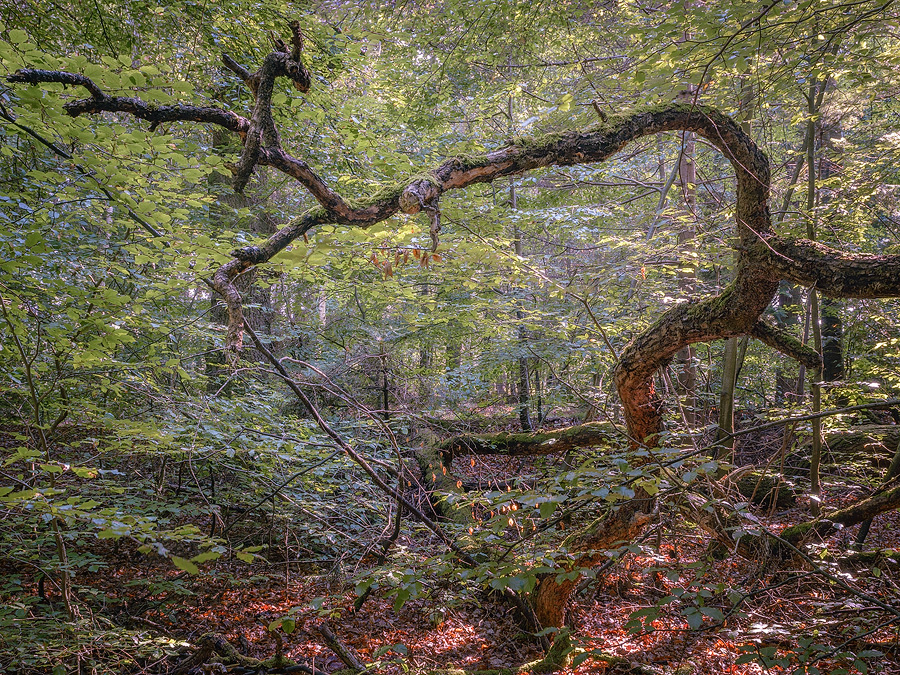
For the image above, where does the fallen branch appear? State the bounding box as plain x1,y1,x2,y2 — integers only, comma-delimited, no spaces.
318,621,366,672
780,475,900,545
170,632,328,675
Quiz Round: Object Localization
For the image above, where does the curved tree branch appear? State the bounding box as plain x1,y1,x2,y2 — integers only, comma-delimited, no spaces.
762,236,900,298
10,29,900,446
750,319,823,369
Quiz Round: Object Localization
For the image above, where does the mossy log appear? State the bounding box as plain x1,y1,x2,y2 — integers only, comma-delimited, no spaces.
171,632,325,675
439,421,616,462
780,476,900,545
837,548,900,570
734,472,797,509
823,425,900,464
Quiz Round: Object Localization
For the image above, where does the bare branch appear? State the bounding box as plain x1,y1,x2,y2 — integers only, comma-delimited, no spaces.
9,69,250,134
11,49,900,448
221,53,254,90
8,68,106,100
289,20,304,62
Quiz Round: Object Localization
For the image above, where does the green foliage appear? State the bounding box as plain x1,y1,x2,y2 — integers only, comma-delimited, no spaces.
1,0,900,671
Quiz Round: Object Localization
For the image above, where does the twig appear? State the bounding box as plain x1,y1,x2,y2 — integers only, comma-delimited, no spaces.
708,398,900,447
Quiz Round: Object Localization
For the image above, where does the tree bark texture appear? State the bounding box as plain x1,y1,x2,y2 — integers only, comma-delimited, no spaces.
531,506,654,628
13,34,900,446
822,425,900,462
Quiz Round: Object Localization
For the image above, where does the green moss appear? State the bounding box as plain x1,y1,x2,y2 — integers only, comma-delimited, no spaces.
780,520,815,540
449,153,490,172
345,173,441,210
259,655,294,669
346,183,404,210
511,130,568,151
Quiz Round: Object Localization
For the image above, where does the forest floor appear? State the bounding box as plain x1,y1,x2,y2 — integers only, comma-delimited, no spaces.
3,417,900,674
52,490,900,675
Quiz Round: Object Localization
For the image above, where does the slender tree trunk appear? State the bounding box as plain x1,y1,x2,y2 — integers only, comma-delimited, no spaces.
716,336,740,459
380,344,390,421
818,150,845,387
507,65,531,431
676,128,697,424
806,80,824,516
717,91,756,454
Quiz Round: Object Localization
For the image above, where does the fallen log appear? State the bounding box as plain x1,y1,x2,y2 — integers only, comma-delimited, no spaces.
822,425,900,464
438,421,617,462
170,632,327,675
780,475,900,545
318,621,366,672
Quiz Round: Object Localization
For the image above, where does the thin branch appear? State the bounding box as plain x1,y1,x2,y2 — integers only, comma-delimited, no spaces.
242,320,478,566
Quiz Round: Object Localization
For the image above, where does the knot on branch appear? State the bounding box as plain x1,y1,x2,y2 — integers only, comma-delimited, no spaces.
226,22,310,95
231,246,264,263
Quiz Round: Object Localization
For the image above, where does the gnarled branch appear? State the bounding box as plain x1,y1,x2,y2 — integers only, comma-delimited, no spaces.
750,319,823,369
10,27,900,446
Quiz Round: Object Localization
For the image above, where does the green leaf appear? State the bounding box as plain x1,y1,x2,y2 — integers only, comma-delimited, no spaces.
699,606,725,621
539,500,557,518
393,587,410,612
171,556,199,574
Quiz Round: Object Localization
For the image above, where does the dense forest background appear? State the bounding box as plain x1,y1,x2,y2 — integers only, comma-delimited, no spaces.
2,1,900,673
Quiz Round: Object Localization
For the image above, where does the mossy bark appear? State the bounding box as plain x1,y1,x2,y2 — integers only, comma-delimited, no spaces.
780,477,900,545
19,60,900,442
439,421,616,461
823,425,900,463
735,472,797,509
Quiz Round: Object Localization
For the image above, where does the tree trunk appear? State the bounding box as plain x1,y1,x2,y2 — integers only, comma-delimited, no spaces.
25,56,900,447
675,128,697,425
716,336,741,458
806,79,824,515
530,505,653,628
